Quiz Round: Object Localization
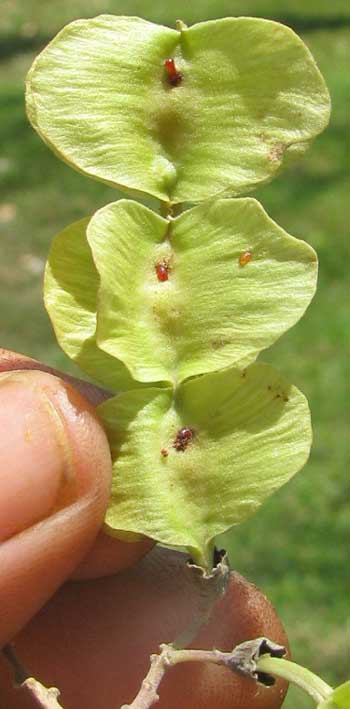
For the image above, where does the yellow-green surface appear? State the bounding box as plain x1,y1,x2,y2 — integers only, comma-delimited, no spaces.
26,15,330,203
45,198,317,386
321,681,350,708
100,363,311,567
1,2,349,707
44,217,138,392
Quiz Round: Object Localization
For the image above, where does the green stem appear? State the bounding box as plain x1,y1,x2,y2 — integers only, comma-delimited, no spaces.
159,201,172,218
159,201,184,218
257,656,333,704
176,19,188,31
188,543,213,571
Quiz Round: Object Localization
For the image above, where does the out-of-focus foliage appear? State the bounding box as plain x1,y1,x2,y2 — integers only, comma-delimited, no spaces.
2,0,350,38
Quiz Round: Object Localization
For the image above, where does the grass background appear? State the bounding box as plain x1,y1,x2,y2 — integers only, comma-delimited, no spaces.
1,1,349,706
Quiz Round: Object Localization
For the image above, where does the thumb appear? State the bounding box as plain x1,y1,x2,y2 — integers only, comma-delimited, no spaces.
0,369,112,647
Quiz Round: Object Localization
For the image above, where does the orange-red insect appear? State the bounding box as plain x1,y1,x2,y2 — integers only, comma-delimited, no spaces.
164,58,182,86
155,263,169,282
239,250,252,267
173,427,193,452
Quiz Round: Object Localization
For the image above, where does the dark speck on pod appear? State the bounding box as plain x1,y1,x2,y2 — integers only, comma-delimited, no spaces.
161,448,168,457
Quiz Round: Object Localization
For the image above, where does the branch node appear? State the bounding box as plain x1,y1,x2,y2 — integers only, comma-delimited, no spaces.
225,637,286,686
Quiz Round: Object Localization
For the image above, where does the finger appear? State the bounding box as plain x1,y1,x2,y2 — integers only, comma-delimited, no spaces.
0,349,154,579
0,347,110,407
0,547,288,709
71,529,154,580
0,368,112,647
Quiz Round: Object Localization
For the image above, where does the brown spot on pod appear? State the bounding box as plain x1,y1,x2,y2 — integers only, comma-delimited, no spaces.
161,448,169,458
212,338,230,349
269,142,286,162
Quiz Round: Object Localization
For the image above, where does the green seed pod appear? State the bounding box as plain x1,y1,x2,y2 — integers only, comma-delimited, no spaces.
33,14,330,568
318,682,350,708
44,198,317,387
44,218,138,391
99,363,311,568
26,15,330,203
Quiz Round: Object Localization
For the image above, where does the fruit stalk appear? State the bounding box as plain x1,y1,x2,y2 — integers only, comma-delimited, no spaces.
256,655,333,704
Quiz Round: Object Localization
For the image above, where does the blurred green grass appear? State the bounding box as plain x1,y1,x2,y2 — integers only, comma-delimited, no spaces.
2,0,350,38
1,2,349,707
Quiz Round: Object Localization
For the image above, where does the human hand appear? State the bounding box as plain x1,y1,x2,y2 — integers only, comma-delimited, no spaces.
0,350,288,708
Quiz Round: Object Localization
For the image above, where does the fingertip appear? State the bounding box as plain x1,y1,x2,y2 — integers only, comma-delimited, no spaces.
0,371,74,542
0,369,112,646
71,530,155,580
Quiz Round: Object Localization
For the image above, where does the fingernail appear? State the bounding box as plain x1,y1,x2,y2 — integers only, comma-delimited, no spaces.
0,372,75,542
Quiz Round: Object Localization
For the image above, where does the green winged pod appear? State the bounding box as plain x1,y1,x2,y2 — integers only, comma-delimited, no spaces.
26,15,330,203
98,363,312,568
33,14,330,569
44,198,317,386
318,683,350,708
44,218,138,391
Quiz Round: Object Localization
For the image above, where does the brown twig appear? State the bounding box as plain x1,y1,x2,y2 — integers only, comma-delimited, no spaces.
3,643,64,709
121,637,286,709
22,678,64,709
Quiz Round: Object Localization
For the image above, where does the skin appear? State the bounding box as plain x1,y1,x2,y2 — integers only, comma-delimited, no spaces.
0,349,288,708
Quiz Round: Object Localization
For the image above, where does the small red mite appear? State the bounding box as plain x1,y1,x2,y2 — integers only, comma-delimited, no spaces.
239,250,253,267
164,58,183,86
173,427,193,452
155,263,169,282
161,448,169,457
